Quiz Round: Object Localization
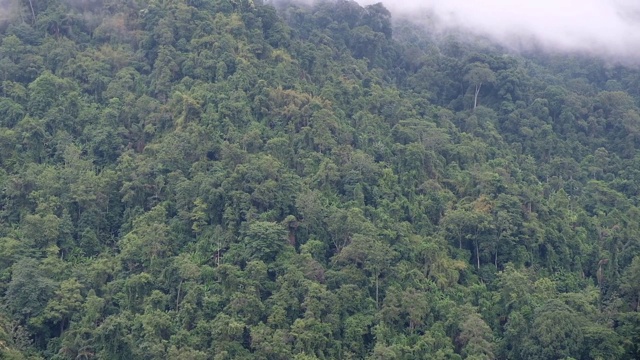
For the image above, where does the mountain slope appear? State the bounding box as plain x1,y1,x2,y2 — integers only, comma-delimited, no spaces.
0,0,639,359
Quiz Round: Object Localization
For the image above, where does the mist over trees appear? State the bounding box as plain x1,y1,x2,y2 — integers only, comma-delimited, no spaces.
1,0,640,359
357,0,640,62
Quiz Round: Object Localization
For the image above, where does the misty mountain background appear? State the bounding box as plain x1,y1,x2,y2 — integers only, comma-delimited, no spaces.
355,0,640,62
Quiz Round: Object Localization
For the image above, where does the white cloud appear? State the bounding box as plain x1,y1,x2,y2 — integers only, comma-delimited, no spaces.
356,0,640,60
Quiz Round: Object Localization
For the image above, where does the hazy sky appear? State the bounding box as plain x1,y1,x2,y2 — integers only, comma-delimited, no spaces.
356,0,640,60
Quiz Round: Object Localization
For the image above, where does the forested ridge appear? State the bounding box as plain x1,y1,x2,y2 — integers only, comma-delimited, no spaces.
1,0,640,359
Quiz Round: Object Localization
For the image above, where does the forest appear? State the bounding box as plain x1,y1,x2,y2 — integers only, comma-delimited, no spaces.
0,0,640,359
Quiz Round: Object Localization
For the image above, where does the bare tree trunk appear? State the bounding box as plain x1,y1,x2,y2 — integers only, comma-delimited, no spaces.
27,0,36,23
217,239,221,266
375,272,379,309
473,84,482,110
176,280,184,311
176,280,183,311
475,240,480,269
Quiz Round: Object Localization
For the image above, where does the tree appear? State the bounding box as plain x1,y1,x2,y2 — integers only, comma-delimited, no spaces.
457,312,495,360
241,221,289,263
620,256,640,311
334,233,395,308
6,259,57,325
119,204,171,271
27,71,74,117
35,278,83,337
441,197,493,269
520,300,584,360
464,62,496,110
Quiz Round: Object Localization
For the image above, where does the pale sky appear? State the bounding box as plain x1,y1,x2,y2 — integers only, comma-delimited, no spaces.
356,0,640,60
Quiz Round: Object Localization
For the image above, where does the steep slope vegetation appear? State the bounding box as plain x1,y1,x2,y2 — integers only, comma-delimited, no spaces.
0,0,640,359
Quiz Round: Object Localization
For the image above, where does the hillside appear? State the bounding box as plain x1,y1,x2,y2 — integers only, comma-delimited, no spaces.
0,0,639,359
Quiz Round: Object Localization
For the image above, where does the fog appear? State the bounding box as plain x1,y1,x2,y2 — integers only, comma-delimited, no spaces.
0,0,20,23
357,0,640,60
3,0,639,60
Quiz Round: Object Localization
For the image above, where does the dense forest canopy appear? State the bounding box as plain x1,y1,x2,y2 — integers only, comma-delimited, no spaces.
1,0,640,359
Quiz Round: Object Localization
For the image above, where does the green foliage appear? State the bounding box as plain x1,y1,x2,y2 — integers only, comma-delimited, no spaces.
0,0,639,359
